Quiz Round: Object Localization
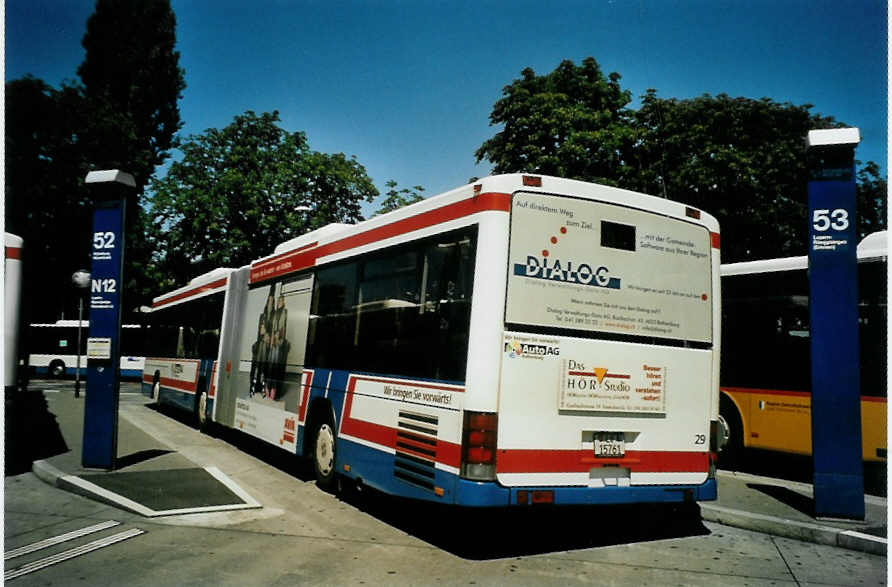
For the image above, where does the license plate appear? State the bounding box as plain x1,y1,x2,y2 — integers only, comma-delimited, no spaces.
594,432,625,458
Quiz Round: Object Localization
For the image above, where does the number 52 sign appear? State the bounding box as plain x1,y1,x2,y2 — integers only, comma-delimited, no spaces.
89,206,124,313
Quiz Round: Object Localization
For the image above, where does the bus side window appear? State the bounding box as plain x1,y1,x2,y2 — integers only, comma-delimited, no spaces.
306,227,477,382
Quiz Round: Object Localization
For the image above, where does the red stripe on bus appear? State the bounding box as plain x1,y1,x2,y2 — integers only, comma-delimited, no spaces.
157,376,197,394
250,192,511,284
209,362,218,398
153,277,228,309
251,241,319,272
298,370,314,424
338,375,463,468
721,387,810,398
5,246,21,259
341,415,462,469
723,386,887,403
497,449,709,474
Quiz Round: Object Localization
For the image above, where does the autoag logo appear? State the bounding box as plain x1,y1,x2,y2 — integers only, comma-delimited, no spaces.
505,339,560,359
513,256,621,289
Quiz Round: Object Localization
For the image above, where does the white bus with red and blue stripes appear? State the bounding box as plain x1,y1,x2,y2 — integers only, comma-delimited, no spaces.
143,174,722,507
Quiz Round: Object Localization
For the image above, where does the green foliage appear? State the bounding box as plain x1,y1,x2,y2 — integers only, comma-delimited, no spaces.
5,78,93,319
475,57,633,185
628,91,844,261
477,58,886,262
148,111,378,285
5,0,186,320
77,0,185,311
374,180,426,216
856,161,887,241
78,0,186,191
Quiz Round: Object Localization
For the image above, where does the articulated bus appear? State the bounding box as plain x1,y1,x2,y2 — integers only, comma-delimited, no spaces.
719,231,887,463
143,174,722,507
143,267,239,419
28,320,147,378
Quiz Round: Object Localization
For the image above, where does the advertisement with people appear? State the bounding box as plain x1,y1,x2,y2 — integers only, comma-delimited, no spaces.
233,274,313,448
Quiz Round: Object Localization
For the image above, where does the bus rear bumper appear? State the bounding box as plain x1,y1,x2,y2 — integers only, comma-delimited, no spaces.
454,477,717,507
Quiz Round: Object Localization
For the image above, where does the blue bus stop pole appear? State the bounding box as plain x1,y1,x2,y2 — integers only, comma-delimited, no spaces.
82,170,134,470
805,128,864,520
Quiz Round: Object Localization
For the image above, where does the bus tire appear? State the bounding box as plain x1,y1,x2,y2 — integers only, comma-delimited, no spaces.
197,391,209,431
312,416,337,491
49,359,66,378
152,372,161,404
719,394,744,467
193,378,206,427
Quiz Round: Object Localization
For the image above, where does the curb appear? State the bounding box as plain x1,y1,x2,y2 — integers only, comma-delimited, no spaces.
31,459,65,488
701,503,887,556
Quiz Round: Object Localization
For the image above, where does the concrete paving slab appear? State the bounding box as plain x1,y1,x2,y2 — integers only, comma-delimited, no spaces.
24,380,888,557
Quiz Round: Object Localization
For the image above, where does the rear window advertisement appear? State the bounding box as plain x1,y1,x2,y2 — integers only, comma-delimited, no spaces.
506,192,713,343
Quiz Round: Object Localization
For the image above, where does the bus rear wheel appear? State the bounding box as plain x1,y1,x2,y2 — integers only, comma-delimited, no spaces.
197,391,209,431
719,395,744,468
152,372,161,404
312,419,337,491
49,360,66,378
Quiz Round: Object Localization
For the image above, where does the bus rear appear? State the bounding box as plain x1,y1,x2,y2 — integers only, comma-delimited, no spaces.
480,180,720,505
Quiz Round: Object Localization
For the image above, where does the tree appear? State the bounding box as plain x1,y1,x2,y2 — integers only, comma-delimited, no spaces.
4,0,187,320
148,111,378,286
374,180,425,215
475,57,634,185
78,0,186,308
78,0,186,191
5,77,94,321
628,91,848,261
476,58,886,262
856,161,887,242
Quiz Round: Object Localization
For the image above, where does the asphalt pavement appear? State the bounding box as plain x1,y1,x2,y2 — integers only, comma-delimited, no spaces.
14,379,888,556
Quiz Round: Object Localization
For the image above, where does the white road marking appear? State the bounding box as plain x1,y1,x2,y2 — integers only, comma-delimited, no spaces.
4,520,121,560
5,528,145,581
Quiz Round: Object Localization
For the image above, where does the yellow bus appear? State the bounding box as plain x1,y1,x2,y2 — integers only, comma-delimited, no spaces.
719,231,886,463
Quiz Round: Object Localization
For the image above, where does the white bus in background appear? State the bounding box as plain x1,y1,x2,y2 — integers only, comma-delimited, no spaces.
5,233,24,391
29,320,146,379
144,174,722,507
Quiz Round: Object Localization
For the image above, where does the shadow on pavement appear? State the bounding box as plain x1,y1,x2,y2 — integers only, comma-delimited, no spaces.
4,389,68,476
146,402,711,558
747,483,814,517
338,486,710,560
115,448,175,469
720,448,887,498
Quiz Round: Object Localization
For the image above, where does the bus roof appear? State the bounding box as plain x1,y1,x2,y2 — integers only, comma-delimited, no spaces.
251,173,721,285
721,231,887,276
152,267,235,308
30,320,141,328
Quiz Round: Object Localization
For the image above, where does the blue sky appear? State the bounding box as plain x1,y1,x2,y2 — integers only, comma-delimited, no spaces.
6,0,887,217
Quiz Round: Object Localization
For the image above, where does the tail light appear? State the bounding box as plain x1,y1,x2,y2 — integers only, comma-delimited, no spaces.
461,411,497,481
